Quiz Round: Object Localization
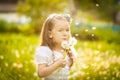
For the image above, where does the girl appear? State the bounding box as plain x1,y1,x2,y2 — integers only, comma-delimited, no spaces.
35,13,77,80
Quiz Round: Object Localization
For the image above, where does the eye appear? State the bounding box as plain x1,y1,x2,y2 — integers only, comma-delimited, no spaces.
66,29,70,32
58,29,62,32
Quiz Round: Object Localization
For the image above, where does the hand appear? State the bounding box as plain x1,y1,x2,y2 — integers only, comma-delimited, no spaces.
56,58,66,68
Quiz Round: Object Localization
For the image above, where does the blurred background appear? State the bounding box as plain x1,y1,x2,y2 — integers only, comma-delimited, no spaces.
0,0,120,80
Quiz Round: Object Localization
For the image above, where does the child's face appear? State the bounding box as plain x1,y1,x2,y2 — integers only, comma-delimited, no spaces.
51,19,71,46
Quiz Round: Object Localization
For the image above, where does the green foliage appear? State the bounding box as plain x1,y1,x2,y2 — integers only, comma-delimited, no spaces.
0,33,40,80
0,20,37,35
17,0,68,34
0,20,20,33
71,23,120,44
94,27,120,44
74,0,120,21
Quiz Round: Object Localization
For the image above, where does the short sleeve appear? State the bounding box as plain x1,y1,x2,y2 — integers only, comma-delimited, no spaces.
35,46,52,64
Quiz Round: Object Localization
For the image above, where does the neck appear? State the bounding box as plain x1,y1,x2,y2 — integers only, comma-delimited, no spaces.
53,45,63,52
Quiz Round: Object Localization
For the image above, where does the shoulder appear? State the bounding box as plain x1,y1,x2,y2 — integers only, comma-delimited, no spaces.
36,46,52,57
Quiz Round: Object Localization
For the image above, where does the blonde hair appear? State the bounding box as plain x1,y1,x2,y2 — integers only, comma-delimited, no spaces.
40,13,72,50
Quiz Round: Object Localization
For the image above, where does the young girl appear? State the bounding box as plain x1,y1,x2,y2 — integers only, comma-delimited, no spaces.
35,13,77,80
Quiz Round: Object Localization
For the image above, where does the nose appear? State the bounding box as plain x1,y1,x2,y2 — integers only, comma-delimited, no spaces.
63,30,68,36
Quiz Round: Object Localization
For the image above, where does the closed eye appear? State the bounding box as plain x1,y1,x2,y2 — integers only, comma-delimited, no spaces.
58,29,63,32
66,29,70,32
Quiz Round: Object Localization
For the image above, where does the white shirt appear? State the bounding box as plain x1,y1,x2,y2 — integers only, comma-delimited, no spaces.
35,46,73,80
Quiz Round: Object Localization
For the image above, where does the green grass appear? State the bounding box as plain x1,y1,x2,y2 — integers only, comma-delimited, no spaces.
0,33,39,80
70,41,120,80
0,33,120,80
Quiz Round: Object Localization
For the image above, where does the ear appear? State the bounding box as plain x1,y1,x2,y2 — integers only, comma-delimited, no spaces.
49,35,52,38
49,31,53,38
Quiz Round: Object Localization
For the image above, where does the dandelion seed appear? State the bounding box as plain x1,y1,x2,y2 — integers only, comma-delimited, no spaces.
75,34,79,37
96,4,99,7
61,37,77,58
92,27,96,30
61,41,70,50
61,37,77,49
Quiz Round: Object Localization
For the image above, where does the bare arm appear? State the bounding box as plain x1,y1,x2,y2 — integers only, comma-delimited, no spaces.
37,58,66,77
68,50,75,68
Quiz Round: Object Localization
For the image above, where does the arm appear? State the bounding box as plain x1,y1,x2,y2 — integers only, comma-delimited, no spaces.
38,58,66,77
68,51,74,68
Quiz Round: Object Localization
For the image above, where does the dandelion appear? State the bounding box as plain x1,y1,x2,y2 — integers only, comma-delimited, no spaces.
61,37,77,59
13,62,23,68
58,37,77,72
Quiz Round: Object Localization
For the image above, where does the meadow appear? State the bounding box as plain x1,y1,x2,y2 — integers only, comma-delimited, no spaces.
0,32,120,80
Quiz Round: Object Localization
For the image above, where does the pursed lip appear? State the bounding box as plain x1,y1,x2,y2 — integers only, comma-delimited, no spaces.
62,38,68,40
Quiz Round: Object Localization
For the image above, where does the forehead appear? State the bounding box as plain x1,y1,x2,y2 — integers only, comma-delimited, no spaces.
53,19,70,29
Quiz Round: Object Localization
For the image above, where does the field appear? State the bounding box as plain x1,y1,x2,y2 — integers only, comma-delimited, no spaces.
0,33,120,80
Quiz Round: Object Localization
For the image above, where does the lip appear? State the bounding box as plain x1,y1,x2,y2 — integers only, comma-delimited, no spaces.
62,38,68,40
